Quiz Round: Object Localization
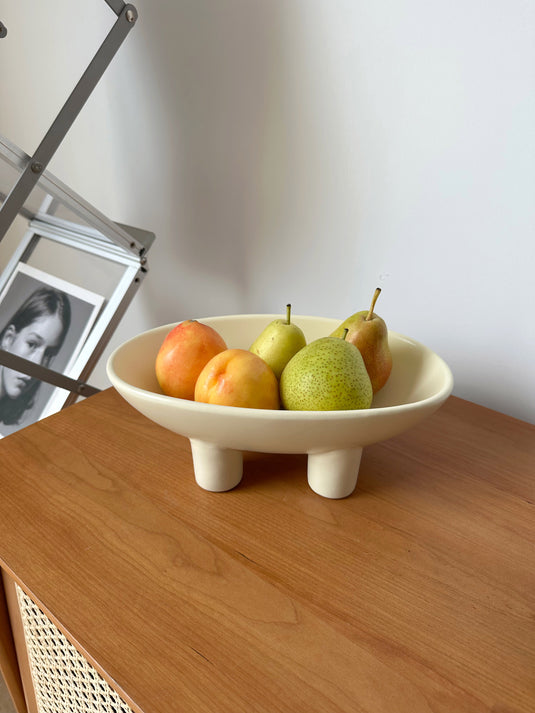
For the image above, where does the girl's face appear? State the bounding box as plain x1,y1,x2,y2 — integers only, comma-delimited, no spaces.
1,313,63,400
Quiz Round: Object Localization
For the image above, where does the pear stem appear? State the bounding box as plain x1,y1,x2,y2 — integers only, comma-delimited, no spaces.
366,287,381,321
286,304,292,325
342,328,349,341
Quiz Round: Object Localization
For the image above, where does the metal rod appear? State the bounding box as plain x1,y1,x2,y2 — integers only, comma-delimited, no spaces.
0,4,138,243
104,0,127,16
0,132,153,257
0,350,100,397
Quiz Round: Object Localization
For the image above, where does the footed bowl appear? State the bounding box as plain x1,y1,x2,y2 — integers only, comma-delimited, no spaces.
106,314,453,498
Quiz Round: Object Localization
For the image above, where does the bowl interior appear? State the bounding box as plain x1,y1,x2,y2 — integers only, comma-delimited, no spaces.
109,314,452,411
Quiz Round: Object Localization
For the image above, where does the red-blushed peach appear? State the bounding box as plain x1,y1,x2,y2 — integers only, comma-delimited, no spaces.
194,349,280,409
155,320,227,400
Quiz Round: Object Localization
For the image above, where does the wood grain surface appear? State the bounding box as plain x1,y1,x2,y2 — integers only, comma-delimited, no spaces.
0,389,533,713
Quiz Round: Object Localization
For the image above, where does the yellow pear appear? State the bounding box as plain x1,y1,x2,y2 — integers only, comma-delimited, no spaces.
250,304,306,379
330,287,392,393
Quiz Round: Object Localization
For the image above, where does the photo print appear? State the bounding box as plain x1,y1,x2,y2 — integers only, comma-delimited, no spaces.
0,263,104,437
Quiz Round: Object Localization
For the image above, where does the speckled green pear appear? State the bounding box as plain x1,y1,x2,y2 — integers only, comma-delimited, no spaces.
249,304,306,379
280,335,373,411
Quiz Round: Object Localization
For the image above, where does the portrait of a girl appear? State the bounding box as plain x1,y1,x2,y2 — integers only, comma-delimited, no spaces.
0,287,71,431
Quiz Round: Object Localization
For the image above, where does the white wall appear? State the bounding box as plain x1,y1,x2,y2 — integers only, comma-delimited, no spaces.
2,0,534,423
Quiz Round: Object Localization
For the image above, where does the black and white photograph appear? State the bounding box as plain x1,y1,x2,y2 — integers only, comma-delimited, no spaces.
0,263,104,437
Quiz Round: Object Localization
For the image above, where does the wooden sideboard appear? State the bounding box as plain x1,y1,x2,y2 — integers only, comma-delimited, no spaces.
0,388,533,713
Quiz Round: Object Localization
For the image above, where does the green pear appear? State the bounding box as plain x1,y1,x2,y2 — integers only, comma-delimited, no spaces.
280,333,373,410
330,287,392,394
249,304,306,379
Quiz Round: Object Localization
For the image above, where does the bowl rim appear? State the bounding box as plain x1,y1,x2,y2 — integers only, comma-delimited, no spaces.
106,318,454,420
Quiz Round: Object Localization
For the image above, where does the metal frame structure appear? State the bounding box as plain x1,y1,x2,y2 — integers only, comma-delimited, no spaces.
0,1,154,409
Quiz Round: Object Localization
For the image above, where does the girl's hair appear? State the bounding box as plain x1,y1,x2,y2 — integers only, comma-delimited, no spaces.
0,286,72,425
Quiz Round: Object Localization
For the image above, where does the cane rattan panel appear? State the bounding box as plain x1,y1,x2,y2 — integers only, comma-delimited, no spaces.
15,584,133,713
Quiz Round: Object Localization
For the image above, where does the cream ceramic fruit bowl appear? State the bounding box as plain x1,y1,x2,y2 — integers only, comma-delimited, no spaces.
106,315,453,499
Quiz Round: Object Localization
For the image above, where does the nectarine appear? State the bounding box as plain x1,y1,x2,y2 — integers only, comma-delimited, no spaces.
155,320,227,400
194,349,280,409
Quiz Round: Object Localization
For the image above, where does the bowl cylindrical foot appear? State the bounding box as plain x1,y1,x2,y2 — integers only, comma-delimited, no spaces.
307,447,363,499
189,439,243,492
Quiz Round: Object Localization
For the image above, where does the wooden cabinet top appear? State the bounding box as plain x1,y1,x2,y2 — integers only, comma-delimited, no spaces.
0,388,534,713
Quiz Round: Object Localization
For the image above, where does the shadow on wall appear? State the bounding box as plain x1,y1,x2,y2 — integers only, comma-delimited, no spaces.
107,1,287,320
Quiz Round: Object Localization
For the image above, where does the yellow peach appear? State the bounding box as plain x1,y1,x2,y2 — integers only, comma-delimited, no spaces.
194,349,280,409
155,320,227,400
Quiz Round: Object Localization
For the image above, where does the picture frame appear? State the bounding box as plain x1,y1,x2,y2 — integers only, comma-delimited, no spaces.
0,262,104,437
